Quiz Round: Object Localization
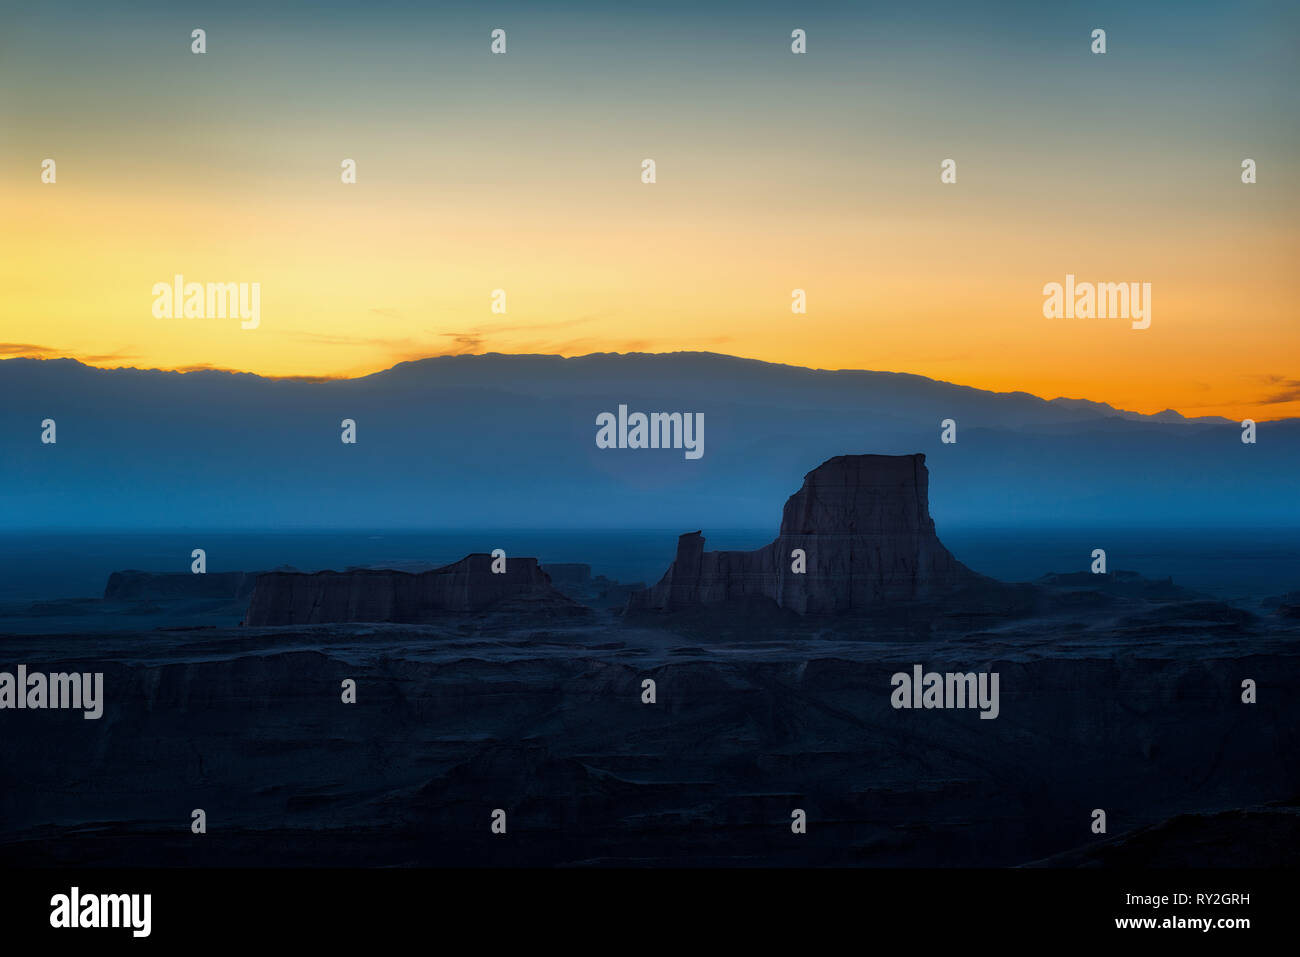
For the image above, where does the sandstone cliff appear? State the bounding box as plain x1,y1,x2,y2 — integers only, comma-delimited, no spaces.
244,554,577,626
627,453,984,614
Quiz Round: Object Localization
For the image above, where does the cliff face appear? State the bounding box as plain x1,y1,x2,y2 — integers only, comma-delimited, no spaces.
7,641,1296,867
244,554,573,626
628,453,983,614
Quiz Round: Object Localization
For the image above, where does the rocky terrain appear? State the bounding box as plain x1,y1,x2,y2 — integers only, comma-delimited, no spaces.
244,454,999,626
1,593,1296,867
1,453,1295,867
244,554,584,626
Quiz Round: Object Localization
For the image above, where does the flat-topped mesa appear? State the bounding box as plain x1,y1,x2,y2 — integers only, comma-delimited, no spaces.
627,453,983,615
244,554,578,626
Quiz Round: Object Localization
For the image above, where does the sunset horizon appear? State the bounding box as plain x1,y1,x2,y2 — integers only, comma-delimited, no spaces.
4,1,1297,423
2,346,1295,423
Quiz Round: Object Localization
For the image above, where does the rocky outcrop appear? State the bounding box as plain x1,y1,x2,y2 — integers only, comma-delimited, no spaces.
243,554,577,626
628,453,984,614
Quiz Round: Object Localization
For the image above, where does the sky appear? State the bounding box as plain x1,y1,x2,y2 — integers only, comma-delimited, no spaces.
2,0,1297,419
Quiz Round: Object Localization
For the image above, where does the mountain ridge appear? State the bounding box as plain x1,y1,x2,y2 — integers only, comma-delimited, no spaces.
1,352,1294,529
0,354,1257,425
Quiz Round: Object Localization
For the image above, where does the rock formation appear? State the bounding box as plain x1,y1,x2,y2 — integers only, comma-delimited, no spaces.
627,453,984,614
244,553,578,626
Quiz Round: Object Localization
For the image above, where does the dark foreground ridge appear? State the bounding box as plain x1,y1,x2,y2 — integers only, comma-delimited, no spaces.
629,453,986,614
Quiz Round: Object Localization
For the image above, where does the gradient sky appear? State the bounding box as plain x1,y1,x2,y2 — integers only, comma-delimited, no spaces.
2,0,1297,418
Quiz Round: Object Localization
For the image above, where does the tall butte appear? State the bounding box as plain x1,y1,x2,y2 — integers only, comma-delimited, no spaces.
627,453,984,614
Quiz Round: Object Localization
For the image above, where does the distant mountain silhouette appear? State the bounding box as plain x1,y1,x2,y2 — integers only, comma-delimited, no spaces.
1,353,1295,529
